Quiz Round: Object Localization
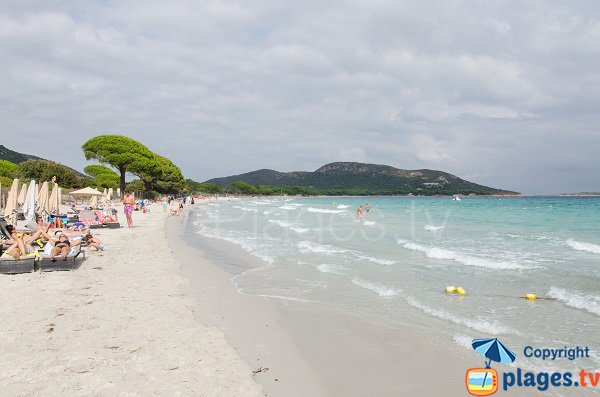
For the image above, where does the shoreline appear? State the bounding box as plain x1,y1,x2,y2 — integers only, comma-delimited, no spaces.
167,206,502,397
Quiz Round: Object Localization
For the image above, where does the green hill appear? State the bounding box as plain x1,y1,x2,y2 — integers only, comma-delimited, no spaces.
206,162,519,195
0,145,85,177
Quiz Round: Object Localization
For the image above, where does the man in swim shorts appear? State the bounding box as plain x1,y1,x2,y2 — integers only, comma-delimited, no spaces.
123,191,135,228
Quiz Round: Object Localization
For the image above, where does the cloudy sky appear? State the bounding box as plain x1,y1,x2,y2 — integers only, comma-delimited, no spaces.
1,0,599,194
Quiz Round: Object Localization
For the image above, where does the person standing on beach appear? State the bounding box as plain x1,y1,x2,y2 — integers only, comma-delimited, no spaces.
123,191,135,228
365,203,370,213
161,196,168,212
357,205,363,219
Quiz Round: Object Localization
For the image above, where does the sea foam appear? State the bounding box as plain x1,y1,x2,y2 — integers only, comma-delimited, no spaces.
566,239,600,255
317,264,347,275
336,204,350,209
352,278,400,297
548,287,600,316
298,241,347,254
397,239,532,270
424,225,444,231
357,255,396,265
406,297,513,335
307,207,345,214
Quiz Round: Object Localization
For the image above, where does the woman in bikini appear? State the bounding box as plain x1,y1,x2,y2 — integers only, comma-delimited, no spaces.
49,234,71,261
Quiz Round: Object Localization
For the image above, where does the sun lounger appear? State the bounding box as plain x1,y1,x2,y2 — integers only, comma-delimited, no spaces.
0,255,36,274
78,210,104,229
39,245,85,272
95,210,121,228
0,219,13,240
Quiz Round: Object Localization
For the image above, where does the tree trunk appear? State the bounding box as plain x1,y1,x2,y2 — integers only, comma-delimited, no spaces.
120,167,126,196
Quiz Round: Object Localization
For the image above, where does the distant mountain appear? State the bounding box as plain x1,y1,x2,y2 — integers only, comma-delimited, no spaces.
206,162,519,195
0,145,86,177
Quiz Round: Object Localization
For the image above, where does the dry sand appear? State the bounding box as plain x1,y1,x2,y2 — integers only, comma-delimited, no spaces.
0,204,263,396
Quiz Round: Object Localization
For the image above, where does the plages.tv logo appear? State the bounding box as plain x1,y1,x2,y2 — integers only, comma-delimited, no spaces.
466,338,516,396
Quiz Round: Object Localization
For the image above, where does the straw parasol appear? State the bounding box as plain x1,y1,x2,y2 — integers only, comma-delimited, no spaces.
23,180,36,223
49,183,59,214
3,179,19,224
70,187,104,197
17,182,28,207
37,181,50,218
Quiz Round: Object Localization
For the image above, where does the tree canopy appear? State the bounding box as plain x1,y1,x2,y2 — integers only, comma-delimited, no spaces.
137,154,185,193
84,165,119,189
82,135,159,193
17,160,83,188
0,160,18,179
82,135,186,194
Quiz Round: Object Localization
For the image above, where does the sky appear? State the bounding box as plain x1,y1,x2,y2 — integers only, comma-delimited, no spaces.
1,0,599,194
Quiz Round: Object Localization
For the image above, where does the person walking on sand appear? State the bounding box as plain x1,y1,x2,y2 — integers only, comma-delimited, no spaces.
123,191,135,228
161,196,168,212
357,205,363,219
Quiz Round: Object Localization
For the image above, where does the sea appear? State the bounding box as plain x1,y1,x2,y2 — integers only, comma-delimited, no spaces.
188,196,600,376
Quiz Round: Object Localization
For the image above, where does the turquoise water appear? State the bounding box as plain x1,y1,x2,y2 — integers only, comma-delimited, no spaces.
190,196,600,374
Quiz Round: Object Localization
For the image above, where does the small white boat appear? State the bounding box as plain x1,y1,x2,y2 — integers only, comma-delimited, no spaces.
452,196,462,201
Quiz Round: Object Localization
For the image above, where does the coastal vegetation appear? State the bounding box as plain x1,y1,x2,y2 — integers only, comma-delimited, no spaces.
82,135,185,194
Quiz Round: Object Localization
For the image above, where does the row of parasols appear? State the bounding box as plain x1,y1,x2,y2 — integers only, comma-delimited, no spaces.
1,179,119,225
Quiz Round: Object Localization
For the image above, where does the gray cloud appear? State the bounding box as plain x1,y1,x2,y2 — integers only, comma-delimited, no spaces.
1,0,599,194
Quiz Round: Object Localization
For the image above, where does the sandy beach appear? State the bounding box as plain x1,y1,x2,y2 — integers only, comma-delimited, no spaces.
0,204,262,396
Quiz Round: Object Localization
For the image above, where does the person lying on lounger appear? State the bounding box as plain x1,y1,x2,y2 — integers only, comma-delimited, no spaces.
47,233,82,262
83,233,104,251
2,225,38,259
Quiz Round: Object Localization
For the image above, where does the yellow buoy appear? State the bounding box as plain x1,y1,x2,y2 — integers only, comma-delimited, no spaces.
456,287,466,295
524,293,537,300
445,286,456,293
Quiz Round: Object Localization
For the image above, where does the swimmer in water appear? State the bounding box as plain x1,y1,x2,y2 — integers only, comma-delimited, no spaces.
357,205,363,219
365,203,370,213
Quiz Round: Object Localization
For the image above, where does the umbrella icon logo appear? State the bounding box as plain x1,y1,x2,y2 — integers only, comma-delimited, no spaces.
465,338,517,396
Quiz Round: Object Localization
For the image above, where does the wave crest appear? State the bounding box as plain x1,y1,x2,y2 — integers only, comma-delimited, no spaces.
352,278,400,297
548,287,600,316
397,240,532,270
567,239,600,255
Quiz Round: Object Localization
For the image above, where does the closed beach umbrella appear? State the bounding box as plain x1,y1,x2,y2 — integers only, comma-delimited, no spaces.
99,188,108,206
49,183,59,214
117,188,121,198
17,183,28,207
108,188,113,202
58,187,62,207
23,180,36,223
89,195,98,208
3,179,19,225
37,181,50,218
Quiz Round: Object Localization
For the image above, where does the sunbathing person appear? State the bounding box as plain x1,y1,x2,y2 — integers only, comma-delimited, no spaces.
48,233,72,261
84,233,105,251
2,225,34,259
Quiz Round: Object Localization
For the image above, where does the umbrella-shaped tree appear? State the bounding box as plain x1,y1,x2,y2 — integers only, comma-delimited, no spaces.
84,165,120,189
82,135,159,194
